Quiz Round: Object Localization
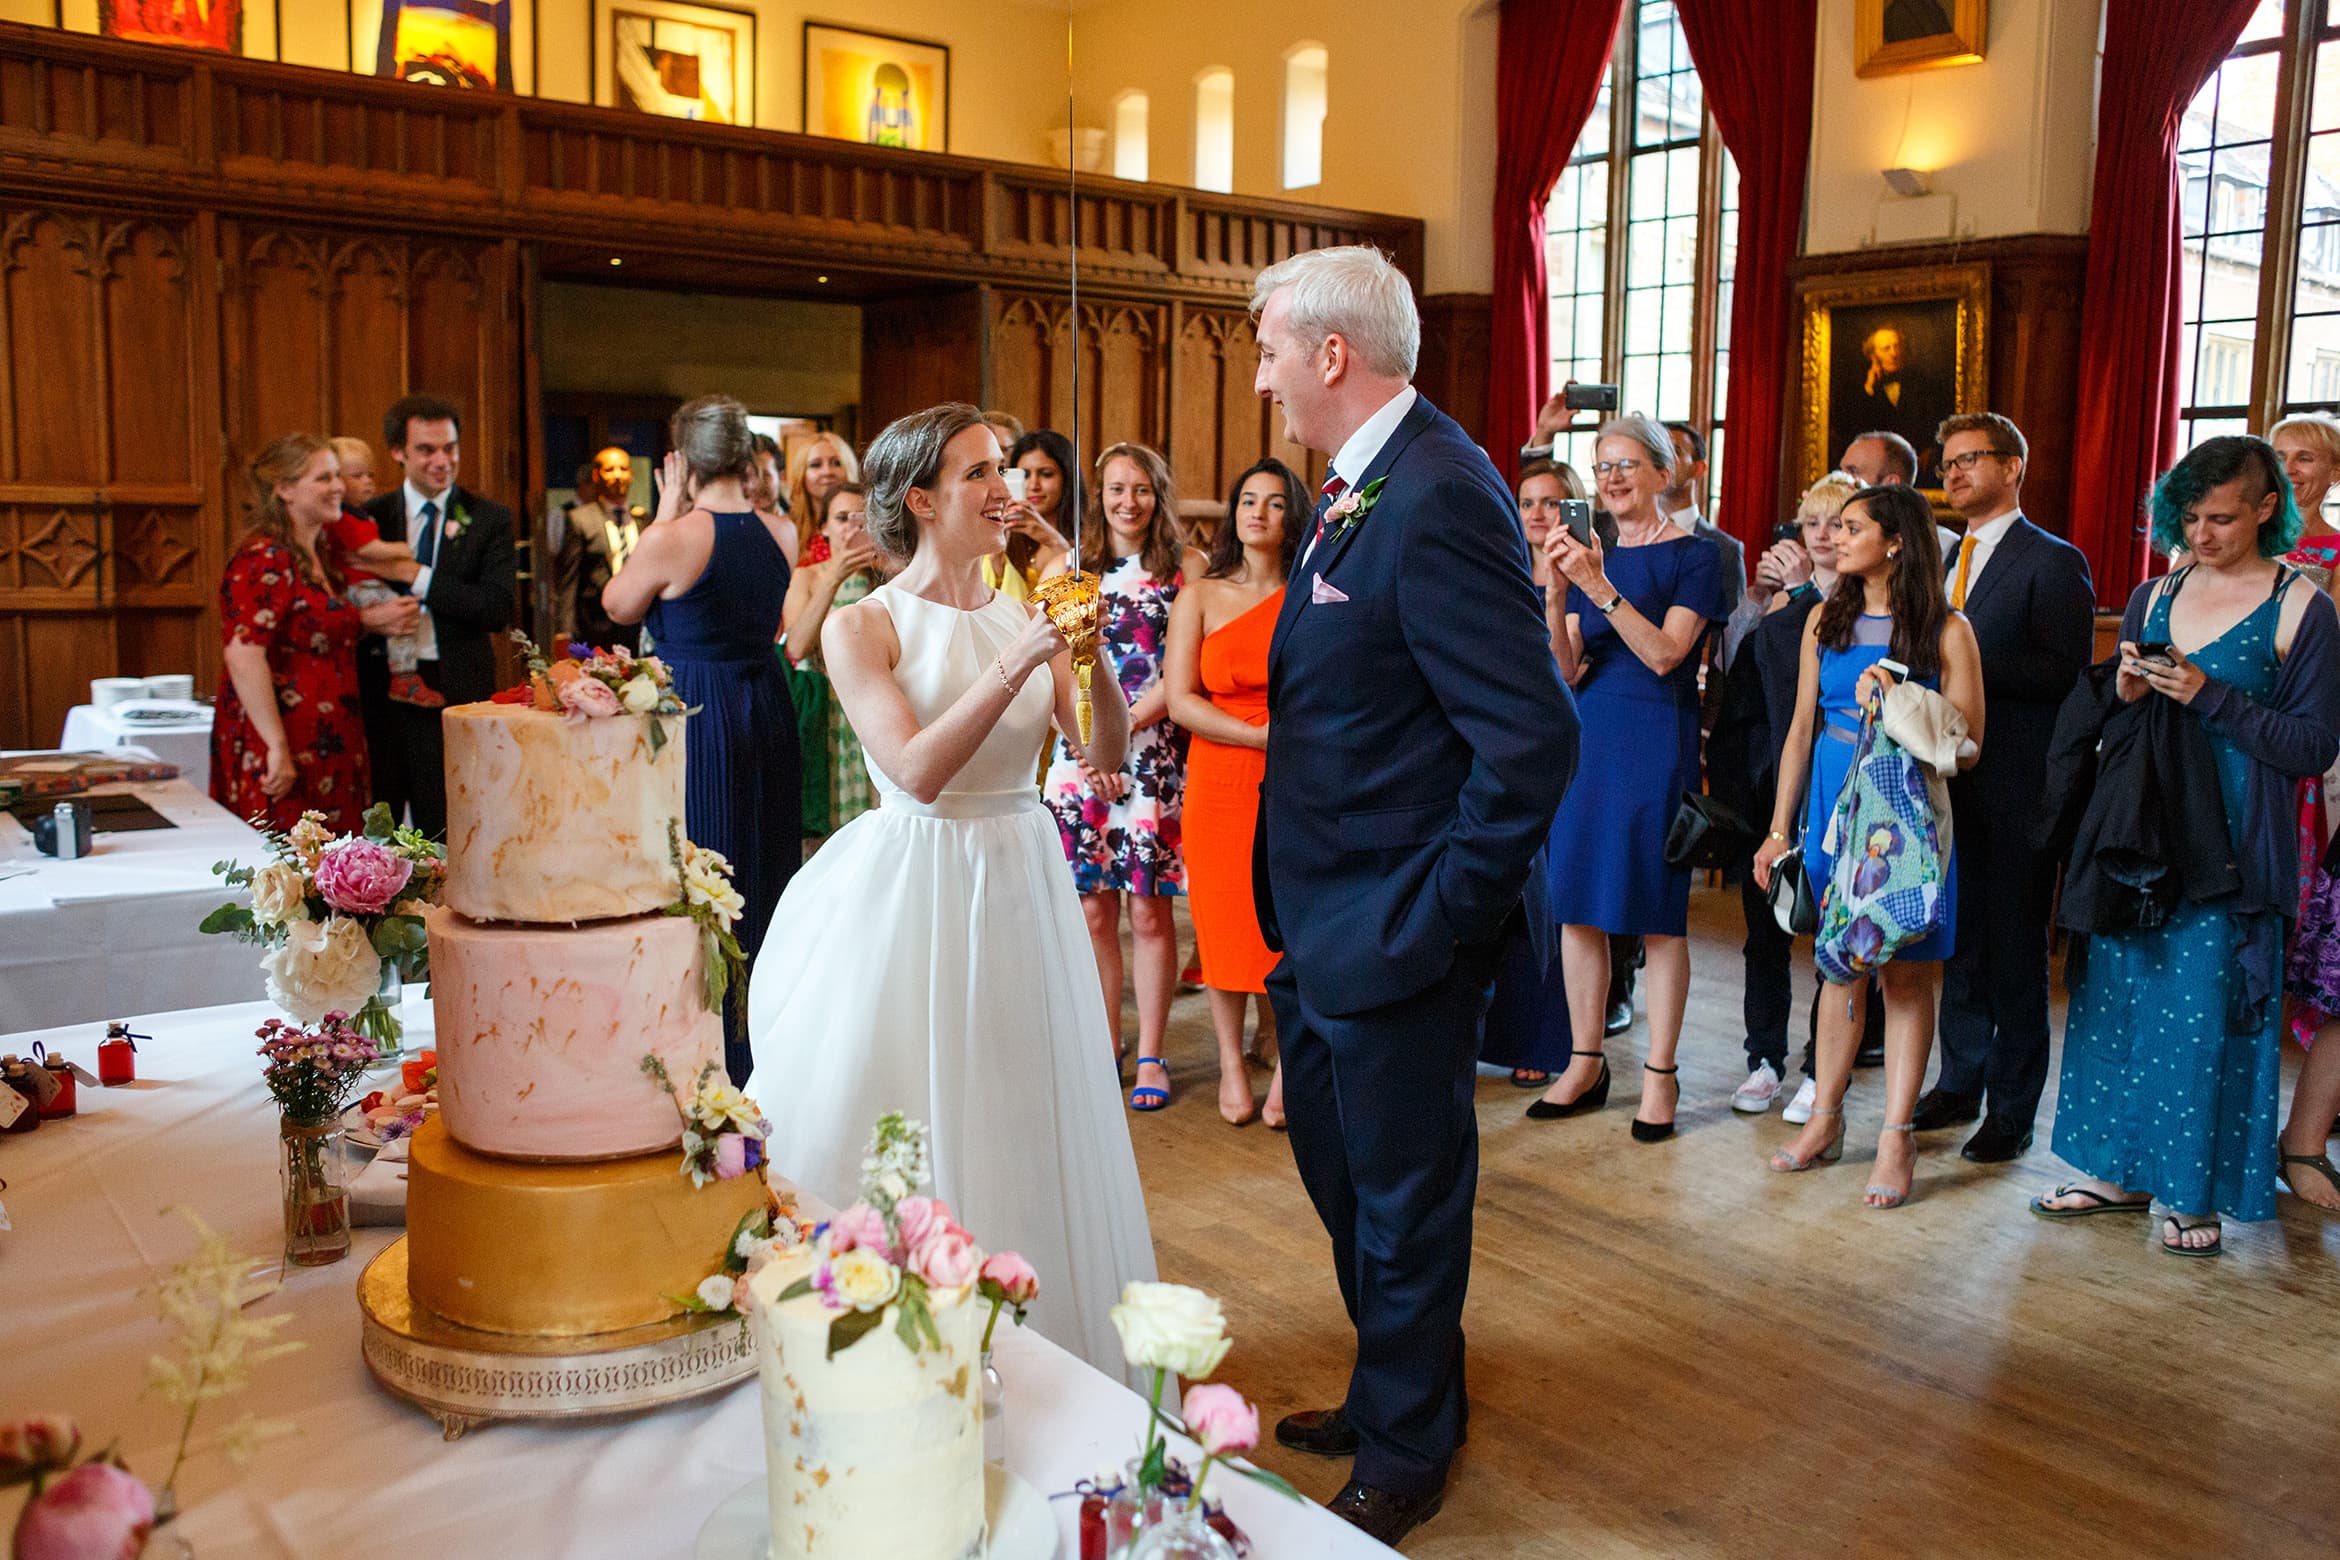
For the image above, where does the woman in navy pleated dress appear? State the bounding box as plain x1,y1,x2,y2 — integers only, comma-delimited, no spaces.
604,394,803,1083
1530,415,1724,1140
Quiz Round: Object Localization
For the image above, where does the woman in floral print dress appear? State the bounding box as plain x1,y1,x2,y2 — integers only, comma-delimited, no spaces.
1043,442,1203,1109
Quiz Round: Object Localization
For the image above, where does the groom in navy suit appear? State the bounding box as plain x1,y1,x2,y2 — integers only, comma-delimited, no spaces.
1249,247,1579,1545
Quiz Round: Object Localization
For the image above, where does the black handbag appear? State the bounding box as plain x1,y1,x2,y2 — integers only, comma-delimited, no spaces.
1663,790,1757,871
1765,727,1823,936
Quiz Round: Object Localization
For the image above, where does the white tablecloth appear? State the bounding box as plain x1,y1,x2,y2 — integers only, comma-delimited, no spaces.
59,702,215,790
0,778,272,1031
0,998,1384,1559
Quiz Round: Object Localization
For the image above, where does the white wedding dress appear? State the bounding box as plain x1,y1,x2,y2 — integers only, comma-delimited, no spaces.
745,583,1157,1380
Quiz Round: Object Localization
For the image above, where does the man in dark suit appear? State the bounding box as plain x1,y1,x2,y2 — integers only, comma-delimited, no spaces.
1249,247,1579,1546
1919,412,2096,1160
360,393,517,839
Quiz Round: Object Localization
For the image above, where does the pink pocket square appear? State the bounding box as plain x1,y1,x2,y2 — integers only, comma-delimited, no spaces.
1311,574,1350,604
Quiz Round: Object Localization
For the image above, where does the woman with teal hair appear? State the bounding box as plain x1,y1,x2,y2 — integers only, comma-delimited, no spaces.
2033,435,2340,1255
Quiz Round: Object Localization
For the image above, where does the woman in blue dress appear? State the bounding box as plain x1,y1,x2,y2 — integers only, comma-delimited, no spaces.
1532,416,1724,1139
604,395,803,1085
1754,484,1983,1207
2031,436,2340,1256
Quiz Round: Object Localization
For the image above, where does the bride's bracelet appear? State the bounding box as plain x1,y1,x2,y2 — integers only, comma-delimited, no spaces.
992,656,1020,697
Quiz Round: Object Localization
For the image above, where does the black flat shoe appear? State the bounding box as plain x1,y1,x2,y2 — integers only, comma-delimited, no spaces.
1325,1479,1444,1547
1630,1063,1680,1143
1910,1087,1981,1132
1604,999,1634,1036
1525,1050,1609,1120
1275,1406,1361,1458
1962,1115,2034,1163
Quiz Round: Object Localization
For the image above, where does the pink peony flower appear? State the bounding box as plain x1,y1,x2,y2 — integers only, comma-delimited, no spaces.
894,1195,941,1251
711,1131,750,1180
311,838,414,915
557,675,622,720
12,1462,156,1560
912,1226,980,1289
979,1251,1040,1305
1181,1383,1260,1457
825,1203,891,1258
0,1417,81,1482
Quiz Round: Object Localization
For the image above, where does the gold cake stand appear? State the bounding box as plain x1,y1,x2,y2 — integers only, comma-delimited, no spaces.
358,1238,756,1440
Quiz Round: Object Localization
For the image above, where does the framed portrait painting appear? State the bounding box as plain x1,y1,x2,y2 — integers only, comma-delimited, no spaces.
594,0,756,125
1855,0,1986,79
101,0,241,52
1797,263,1990,499
803,22,949,154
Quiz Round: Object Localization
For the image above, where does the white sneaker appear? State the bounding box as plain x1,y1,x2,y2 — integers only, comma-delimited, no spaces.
1782,1076,1818,1125
1732,1061,1783,1113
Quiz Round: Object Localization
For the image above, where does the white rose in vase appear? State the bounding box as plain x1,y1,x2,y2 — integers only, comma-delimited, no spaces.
248,863,309,927
262,914,382,1024
1109,1281,1233,1379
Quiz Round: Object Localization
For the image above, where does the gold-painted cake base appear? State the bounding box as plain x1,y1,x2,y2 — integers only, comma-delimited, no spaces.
358,1238,754,1440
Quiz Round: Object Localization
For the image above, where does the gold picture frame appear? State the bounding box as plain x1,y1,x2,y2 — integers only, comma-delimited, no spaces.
1797,262,1990,503
1855,0,1986,79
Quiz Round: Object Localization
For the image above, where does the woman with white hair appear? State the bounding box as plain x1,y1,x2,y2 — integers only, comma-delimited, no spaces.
740,402,1157,1380
1529,412,1725,1139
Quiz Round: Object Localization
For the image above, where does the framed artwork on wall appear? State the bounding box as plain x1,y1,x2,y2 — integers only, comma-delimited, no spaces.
1797,262,1990,501
802,22,949,154
349,0,528,92
100,0,242,52
1855,0,1986,79
593,0,756,125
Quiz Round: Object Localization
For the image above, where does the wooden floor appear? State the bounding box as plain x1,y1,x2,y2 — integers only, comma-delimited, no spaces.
1116,887,2340,1559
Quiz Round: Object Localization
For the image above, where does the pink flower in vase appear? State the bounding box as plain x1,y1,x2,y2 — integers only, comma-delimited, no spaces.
312,839,414,915
912,1226,980,1289
1181,1383,1260,1456
979,1251,1040,1305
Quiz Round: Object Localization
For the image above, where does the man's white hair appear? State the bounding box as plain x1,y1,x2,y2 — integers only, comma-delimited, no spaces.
1248,245,1419,381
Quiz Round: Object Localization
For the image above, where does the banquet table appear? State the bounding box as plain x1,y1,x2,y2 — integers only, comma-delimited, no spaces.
0,997,1390,1559
59,701,216,791
0,775,271,1031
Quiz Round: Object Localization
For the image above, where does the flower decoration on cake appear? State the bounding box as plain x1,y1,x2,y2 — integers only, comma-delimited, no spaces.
673,1197,807,1318
202,805,443,1037
642,1055,772,1188
506,629,692,754
664,822,748,1015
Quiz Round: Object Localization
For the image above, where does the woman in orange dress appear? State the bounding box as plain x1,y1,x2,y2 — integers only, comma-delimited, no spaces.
1165,458,1307,1126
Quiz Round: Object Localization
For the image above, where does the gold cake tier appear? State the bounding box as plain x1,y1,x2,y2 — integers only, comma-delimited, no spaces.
405,1117,766,1338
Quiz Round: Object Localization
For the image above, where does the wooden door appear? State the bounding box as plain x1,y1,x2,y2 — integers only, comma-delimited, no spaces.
0,202,222,751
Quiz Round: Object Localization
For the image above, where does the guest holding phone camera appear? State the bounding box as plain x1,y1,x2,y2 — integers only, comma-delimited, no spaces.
783,482,893,842
1753,484,1983,1207
1529,414,1724,1138
988,429,1078,600
2035,436,2340,1253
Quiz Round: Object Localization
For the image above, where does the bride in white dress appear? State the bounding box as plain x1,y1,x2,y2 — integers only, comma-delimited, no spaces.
745,403,1157,1379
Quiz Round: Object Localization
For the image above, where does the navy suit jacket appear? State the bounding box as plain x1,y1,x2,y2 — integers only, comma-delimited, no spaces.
1948,515,2095,823
1252,394,1580,1017
363,484,517,707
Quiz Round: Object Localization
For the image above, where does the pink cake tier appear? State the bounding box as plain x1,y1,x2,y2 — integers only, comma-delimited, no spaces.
440,700,685,925
424,905,723,1162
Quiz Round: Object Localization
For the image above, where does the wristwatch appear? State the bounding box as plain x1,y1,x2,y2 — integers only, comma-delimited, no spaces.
1597,592,1625,615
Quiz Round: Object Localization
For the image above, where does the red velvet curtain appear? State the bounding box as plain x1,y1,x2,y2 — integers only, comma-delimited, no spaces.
1676,0,1817,568
2066,0,2263,606
1488,0,1626,482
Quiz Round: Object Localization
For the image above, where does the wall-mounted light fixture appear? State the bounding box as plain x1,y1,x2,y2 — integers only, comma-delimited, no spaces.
1882,167,1933,198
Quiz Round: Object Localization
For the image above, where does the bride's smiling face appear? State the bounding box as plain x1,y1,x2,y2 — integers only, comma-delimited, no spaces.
909,425,1012,559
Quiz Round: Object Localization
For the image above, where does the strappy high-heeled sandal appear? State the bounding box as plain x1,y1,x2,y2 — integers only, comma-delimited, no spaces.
1526,1050,1610,1121
1768,1105,1844,1172
1128,1057,1170,1112
1864,1121,1916,1209
1630,1063,1680,1144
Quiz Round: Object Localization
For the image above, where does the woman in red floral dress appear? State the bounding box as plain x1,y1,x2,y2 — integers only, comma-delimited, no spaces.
211,434,416,833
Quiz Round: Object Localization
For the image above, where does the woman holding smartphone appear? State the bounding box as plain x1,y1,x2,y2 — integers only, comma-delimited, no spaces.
986,429,1076,600
1753,483,1984,1208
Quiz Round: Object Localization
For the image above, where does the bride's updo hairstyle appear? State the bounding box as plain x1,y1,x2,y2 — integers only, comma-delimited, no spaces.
669,393,757,486
864,401,988,561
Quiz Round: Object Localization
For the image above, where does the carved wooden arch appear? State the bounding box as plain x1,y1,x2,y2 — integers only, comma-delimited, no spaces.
95,218,189,281
325,235,411,303
236,227,332,297
0,209,100,277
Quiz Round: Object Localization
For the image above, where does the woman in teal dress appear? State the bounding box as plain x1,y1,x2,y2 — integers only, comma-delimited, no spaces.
1755,484,1984,1207
2033,436,2340,1255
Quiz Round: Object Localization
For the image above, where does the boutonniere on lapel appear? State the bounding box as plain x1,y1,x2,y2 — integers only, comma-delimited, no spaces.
440,498,471,544
1323,476,1388,544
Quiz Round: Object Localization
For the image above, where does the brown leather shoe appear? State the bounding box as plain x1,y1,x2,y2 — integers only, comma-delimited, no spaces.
1325,1479,1444,1547
1273,1406,1361,1458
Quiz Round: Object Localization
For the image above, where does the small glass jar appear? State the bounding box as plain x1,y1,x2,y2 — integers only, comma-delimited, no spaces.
1123,1494,1237,1560
279,1115,351,1266
979,1348,1006,1464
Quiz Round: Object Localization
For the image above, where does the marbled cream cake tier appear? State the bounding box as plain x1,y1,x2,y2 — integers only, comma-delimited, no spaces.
440,700,684,924
405,1118,766,1337
424,905,721,1161
749,1253,985,1560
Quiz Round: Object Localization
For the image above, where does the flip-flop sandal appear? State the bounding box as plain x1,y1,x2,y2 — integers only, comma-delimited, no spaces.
1509,1069,1551,1089
1129,1057,1170,1112
2159,1213,2224,1258
2029,1183,2155,1219
2280,1152,2340,1208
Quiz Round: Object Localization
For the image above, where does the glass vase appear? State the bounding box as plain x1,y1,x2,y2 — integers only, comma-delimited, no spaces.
980,1348,1006,1464
279,1116,350,1266
350,958,404,1059
1104,1457,1170,1556
1125,1498,1238,1560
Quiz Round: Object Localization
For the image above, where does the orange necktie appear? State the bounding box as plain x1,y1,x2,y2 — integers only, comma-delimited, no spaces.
1952,533,1977,610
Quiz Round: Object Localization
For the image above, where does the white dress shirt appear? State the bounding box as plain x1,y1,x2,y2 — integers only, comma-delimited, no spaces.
1951,509,2022,604
1301,385,1417,568
403,478,451,660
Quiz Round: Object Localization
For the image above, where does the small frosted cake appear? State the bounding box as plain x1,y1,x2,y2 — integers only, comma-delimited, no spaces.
748,1249,985,1560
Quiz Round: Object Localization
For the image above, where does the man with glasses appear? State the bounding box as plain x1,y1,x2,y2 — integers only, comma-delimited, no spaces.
1917,412,2096,1162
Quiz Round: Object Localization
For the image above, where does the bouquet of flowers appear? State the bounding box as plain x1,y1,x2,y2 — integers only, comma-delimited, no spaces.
201,804,442,1048
258,1013,381,1126
675,1198,808,1317
642,1055,770,1188
5,1210,299,1559
1109,1282,1298,1508
498,632,691,754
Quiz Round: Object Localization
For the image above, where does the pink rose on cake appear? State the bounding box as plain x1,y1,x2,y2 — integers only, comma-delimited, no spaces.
894,1194,951,1251
556,674,623,720
825,1203,893,1259
311,838,413,915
